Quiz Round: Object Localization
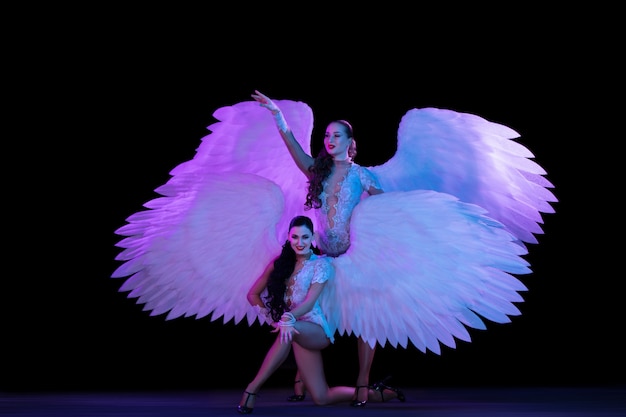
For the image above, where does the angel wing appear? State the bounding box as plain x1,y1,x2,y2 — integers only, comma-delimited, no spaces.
169,99,315,241
320,190,532,353
112,99,316,325
111,97,554,343
369,108,557,246
112,172,282,325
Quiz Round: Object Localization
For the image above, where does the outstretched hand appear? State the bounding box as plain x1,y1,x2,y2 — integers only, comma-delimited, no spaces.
252,90,281,114
270,317,300,344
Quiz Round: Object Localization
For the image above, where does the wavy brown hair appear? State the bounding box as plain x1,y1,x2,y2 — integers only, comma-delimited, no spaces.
263,216,320,322
305,120,356,210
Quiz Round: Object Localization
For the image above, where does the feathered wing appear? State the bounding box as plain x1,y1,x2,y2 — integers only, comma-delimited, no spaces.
319,190,532,353
111,99,551,345
369,108,557,246
169,99,314,241
112,172,283,326
111,99,315,325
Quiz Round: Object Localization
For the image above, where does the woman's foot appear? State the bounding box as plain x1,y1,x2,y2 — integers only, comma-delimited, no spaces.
286,379,306,402
350,385,370,407
237,391,258,414
372,377,406,402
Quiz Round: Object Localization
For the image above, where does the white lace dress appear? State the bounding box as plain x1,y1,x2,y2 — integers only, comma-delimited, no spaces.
283,254,335,342
315,163,381,257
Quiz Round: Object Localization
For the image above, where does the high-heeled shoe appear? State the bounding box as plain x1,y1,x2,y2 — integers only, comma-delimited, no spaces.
286,379,306,402
372,377,406,402
350,385,370,407
237,391,258,414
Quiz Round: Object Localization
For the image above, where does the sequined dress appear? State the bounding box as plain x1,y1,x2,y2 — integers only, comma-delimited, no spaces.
315,162,381,257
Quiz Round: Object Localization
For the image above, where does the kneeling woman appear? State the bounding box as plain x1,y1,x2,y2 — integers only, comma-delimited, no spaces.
238,215,404,414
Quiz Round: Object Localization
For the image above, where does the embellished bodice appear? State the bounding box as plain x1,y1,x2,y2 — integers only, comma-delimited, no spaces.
315,163,381,256
284,253,335,342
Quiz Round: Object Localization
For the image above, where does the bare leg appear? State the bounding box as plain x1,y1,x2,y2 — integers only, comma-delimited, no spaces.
238,337,291,409
287,369,306,401
290,322,402,407
354,336,376,404
292,341,354,405
292,341,401,406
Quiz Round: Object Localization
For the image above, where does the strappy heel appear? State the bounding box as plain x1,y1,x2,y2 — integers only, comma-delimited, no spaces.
237,391,258,414
350,385,370,407
372,377,406,402
286,379,306,402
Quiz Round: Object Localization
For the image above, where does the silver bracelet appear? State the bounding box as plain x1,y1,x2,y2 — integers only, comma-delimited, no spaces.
278,311,296,326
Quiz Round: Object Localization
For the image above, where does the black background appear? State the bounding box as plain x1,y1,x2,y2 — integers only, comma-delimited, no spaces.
7,7,621,392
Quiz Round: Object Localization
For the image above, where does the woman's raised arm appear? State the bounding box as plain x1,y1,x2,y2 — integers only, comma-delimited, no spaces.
252,90,314,176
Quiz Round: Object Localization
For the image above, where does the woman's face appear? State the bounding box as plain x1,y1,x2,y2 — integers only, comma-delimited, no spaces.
288,225,313,256
324,122,353,160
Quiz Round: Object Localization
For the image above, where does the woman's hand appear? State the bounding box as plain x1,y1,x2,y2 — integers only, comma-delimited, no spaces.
270,311,300,343
251,90,281,114
276,324,300,344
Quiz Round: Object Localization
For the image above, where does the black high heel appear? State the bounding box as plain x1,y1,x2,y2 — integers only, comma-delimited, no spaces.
350,385,370,407
372,377,406,402
237,391,258,414
286,379,306,402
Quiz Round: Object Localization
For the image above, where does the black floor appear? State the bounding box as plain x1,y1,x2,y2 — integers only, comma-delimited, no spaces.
2,386,625,416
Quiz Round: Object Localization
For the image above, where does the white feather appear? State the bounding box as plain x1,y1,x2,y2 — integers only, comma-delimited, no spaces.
320,190,531,352
370,108,557,246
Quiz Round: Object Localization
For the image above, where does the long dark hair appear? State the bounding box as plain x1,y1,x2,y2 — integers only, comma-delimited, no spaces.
263,216,320,322
305,120,356,210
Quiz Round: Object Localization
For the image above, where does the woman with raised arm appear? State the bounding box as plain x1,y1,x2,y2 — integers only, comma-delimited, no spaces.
251,90,384,406
111,91,555,413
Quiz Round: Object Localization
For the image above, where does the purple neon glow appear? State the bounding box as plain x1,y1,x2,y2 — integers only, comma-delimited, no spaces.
112,99,557,353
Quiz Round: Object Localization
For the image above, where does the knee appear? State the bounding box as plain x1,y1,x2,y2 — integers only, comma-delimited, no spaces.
307,390,331,406
311,394,331,406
